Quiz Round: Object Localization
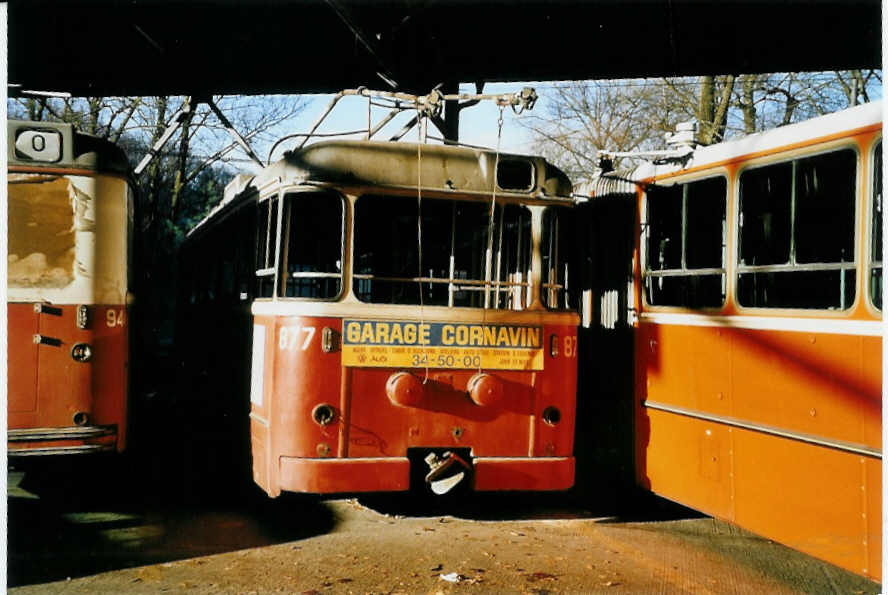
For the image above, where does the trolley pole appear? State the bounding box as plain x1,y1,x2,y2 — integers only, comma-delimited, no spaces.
442,81,460,143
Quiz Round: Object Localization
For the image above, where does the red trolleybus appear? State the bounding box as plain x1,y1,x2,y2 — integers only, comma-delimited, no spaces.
181,140,580,497
616,102,882,579
7,120,134,456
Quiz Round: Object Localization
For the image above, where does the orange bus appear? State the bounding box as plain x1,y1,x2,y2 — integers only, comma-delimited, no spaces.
8,120,134,456
179,140,580,497
602,101,882,579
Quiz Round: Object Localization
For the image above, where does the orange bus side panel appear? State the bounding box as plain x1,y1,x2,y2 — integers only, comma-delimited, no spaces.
861,335,882,448
635,409,735,519
864,457,881,580
731,330,879,449
641,323,879,450
732,427,880,580
639,408,881,579
638,322,732,416
637,322,881,580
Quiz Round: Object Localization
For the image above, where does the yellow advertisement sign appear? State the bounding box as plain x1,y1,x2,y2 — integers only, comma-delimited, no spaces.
341,320,544,371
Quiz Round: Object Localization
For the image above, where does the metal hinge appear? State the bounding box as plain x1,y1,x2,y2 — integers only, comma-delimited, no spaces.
34,303,62,316
33,334,62,347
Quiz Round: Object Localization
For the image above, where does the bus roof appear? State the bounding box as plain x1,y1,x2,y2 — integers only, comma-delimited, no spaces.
7,120,130,175
189,139,575,238
233,139,572,202
263,140,571,198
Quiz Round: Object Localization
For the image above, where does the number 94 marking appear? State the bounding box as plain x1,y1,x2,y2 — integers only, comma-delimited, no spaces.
106,309,126,327
279,326,316,351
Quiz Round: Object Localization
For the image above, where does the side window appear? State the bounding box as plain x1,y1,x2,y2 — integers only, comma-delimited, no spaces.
255,196,278,298
644,176,727,308
219,218,237,301
871,142,882,310
541,206,578,310
236,204,257,301
279,192,344,299
737,149,856,309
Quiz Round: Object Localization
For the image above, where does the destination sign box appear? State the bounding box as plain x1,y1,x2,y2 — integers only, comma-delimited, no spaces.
341,320,544,370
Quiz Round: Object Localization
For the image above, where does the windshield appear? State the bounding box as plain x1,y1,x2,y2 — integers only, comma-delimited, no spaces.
353,195,532,309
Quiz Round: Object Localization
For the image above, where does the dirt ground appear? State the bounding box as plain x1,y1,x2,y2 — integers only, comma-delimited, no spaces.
7,464,881,595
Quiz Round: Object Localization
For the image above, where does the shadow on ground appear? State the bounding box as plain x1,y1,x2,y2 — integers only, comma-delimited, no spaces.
8,447,700,590
7,450,335,588
356,481,704,524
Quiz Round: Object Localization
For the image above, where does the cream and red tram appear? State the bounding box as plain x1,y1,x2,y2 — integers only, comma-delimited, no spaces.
7,120,134,456
595,102,882,579
182,140,580,496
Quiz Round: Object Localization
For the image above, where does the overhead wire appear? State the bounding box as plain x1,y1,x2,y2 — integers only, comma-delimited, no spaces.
415,107,430,383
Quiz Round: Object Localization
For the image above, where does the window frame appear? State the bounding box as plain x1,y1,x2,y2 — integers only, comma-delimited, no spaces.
277,188,347,302
541,204,579,311
641,173,729,310
734,144,860,313
254,192,281,300
867,138,882,313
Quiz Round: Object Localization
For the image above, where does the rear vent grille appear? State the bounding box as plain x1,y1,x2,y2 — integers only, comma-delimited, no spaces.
496,159,534,192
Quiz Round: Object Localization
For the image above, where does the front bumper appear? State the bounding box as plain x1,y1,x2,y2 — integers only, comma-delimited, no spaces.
278,455,575,493
8,425,117,456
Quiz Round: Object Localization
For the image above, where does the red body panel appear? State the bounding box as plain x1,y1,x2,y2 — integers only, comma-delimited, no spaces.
7,303,129,454
8,303,39,415
251,315,577,496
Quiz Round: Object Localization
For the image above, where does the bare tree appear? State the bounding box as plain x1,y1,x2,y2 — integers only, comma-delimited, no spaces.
694,75,735,145
521,79,679,183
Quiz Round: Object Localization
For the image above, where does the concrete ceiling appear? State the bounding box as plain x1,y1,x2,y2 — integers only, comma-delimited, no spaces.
8,0,881,97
